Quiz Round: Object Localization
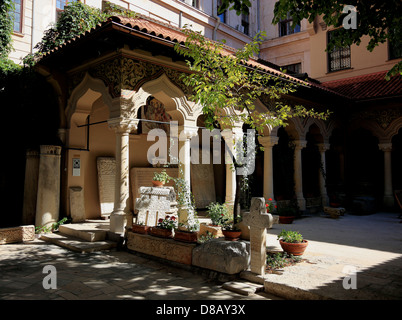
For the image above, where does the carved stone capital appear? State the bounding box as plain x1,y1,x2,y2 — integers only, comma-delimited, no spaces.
317,143,330,153
258,136,279,148
108,117,138,133
379,143,393,152
294,139,307,150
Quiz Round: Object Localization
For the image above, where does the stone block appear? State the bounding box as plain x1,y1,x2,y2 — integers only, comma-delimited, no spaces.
127,231,195,265
323,206,346,218
198,223,224,238
192,239,250,274
0,225,35,244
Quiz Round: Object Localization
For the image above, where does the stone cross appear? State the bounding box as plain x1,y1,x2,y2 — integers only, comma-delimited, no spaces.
242,197,274,276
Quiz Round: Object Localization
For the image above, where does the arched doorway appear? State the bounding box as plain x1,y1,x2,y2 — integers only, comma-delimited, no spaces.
273,127,295,201
345,128,383,204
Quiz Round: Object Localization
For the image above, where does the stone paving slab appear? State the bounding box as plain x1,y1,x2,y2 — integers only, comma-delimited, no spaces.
0,239,278,301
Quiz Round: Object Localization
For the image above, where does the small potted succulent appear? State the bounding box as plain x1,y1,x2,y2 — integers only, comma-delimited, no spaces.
152,169,170,187
277,230,308,256
149,215,177,238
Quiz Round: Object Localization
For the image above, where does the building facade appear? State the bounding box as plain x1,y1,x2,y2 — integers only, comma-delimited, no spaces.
5,0,402,230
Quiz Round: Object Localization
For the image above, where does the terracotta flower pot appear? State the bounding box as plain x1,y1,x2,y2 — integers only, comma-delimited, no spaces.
149,227,172,238
132,224,150,235
279,239,308,256
152,180,165,187
174,230,198,243
279,216,295,224
222,230,242,241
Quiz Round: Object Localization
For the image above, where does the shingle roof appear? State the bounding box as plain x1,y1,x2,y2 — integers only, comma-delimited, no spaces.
321,70,402,100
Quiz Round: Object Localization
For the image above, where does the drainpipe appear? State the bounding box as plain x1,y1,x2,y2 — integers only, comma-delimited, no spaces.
179,11,182,28
31,0,35,53
212,0,220,40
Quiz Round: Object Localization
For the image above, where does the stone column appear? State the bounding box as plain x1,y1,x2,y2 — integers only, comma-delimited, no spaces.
221,128,243,207
379,143,394,208
318,143,330,207
22,150,40,225
179,126,198,187
108,118,137,234
35,145,62,228
258,135,279,204
294,140,307,211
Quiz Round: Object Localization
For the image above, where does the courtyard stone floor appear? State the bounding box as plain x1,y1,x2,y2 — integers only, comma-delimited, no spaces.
0,211,401,304
0,238,277,301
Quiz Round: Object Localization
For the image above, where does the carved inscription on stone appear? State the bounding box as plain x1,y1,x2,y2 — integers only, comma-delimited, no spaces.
97,157,116,216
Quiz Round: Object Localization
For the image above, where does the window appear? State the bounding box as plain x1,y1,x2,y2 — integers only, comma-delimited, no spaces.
11,0,23,33
282,63,302,74
57,0,77,12
278,12,300,37
241,13,249,35
327,29,351,72
181,0,200,9
217,0,226,23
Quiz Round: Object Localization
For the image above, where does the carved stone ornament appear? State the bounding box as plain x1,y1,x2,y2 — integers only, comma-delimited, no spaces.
69,56,192,99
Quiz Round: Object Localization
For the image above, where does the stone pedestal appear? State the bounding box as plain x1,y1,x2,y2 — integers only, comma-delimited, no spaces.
35,145,62,228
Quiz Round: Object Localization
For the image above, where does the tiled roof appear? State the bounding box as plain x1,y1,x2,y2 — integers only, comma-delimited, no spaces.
321,70,402,100
40,13,344,98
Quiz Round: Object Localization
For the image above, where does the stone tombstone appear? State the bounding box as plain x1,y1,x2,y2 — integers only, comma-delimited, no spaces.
35,145,62,228
135,186,177,226
242,197,274,276
69,187,86,222
190,148,216,209
97,157,115,217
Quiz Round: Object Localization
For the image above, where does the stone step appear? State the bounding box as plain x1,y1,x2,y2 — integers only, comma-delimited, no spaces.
39,232,117,253
58,221,108,242
222,280,264,296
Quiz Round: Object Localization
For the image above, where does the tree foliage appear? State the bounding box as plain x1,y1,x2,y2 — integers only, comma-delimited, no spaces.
174,26,329,133
219,0,402,79
0,0,14,58
273,0,402,79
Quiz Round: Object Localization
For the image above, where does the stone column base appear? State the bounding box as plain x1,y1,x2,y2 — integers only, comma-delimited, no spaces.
110,212,133,234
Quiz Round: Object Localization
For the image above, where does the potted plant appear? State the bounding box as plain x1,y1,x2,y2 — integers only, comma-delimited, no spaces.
266,198,277,214
152,169,170,187
171,173,200,243
278,206,297,224
277,230,308,256
149,215,177,238
174,220,199,243
206,202,230,227
221,216,242,241
132,221,150,235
